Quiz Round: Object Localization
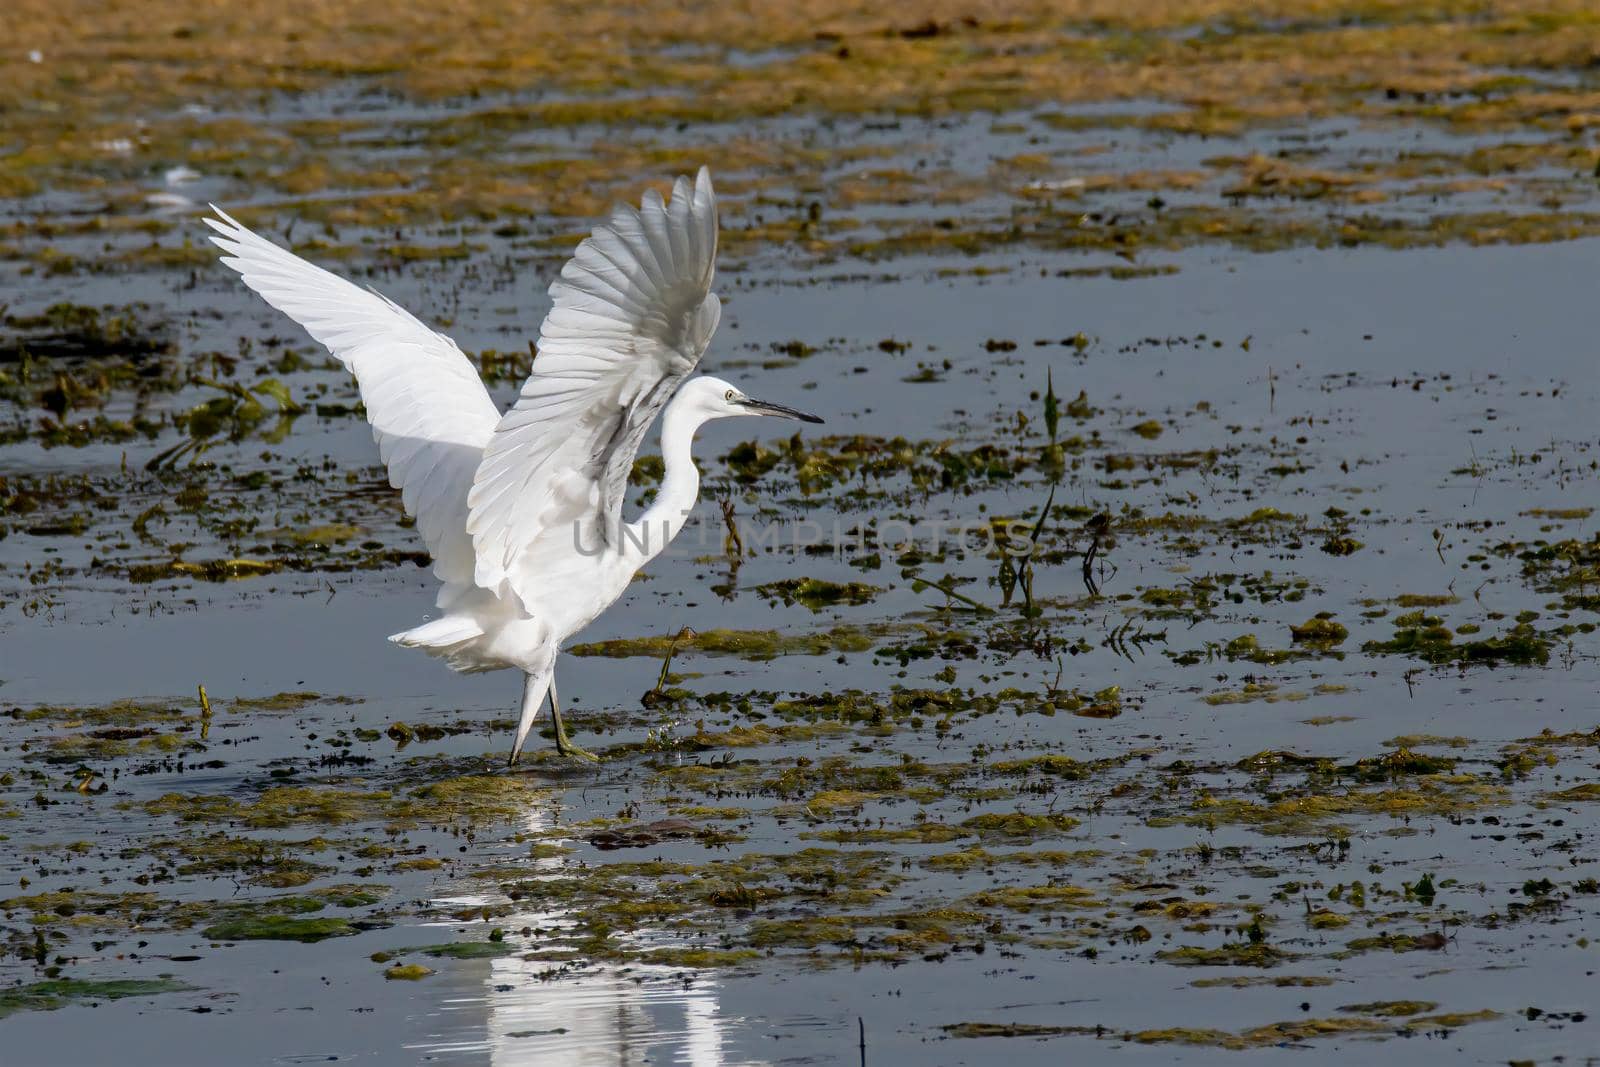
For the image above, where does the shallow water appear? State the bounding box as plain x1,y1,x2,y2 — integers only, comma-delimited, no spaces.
5,80,1600,1066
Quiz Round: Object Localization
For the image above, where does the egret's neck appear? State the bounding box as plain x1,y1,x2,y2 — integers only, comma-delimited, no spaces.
625,393,706,561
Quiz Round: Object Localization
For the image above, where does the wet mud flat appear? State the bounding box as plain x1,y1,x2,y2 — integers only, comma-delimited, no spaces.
6,2,1600,1064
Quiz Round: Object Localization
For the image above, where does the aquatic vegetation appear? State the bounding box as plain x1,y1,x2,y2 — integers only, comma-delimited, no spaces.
1128,1010,1498,1048
1290,615,1348,644
150,832,336,887
1158,942,1294,968
1162,777,1508,836
754,578,880,610
965,884,1101,912
203,914,359,943
961,812,1081,838
396,941,517,960
943,1022,1099,1039
571,626,879,660
3,0,1600,289
1340,1000,1438,1017
946,1005,1499,1047
4,4,1600,1057
1363,613,1554,667
0,977,194,1018
143,786,396,828
1190,975,1334,989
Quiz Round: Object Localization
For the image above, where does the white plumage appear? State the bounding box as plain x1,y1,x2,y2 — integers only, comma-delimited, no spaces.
469,171,721,611
207,169,822,761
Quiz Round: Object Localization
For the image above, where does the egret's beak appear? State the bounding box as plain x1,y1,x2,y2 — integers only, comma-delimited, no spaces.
738,396,824,423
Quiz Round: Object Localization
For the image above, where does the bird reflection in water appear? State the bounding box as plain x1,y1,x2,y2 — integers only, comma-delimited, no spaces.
407,803,766,1066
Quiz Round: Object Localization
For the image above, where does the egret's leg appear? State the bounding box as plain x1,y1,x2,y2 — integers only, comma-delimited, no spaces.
549,679,599,762
508,670,550,767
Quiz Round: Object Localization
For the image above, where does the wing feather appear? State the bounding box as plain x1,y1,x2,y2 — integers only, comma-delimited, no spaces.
205,209,501,593
467,167,721,611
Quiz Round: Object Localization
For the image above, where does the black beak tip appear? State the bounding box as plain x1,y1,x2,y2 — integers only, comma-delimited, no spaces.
799,412,824,425
744,397,824,424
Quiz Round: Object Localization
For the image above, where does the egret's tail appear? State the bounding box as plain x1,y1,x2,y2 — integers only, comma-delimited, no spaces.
388,616,487,670
510,670,551,765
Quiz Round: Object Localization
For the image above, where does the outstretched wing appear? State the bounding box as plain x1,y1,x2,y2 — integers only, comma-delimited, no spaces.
467,167,721,609
205,209,501,592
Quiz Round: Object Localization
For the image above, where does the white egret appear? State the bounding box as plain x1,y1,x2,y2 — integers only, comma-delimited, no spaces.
205,169,821,762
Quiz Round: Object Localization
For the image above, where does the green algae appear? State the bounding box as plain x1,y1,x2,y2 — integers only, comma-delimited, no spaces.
311,885,388,908
1158,942,1293,968
640,948,760,969
1126,1017,1382,1048
1341,748,1456,782
27,726,193,764
965,885,1102,912
988,755,1090,779
404,774,543,822
0,977,195,1018
803,823,967,844
226,691,341,713
1386,734,1472,749
1341,931,1451,956
747,917,858,949
1204,683,1306,706
1204,634,1312,668
1498,534,1600,613
143,786,395,828
1290,615,1348,644
139,774,540,830
1523,508,1593,521
401,941,516,959
151,832,337,887
11,699,186,727
1392,594,1459,608
571,626,878,660
947,1002,1493,1049
798,788,885,813
924,847,1105,872
754,578,881,611
961,812,1081,838
1363,614,1552,667
2,890,177,931
1169,778,1507,836
203,915,359,943
1546,783,1600,803
943,1022,1100,1039
683,722,847,750
1339,1000,1439,1017
1190,975,1335,989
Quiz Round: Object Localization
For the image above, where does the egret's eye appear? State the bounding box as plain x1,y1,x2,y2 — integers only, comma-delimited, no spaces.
725,389,736,402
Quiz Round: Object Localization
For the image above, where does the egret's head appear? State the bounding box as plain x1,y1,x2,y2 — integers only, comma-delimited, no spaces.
687,376,823,424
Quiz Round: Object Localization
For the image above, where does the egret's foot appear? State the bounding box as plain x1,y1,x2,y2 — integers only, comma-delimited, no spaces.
553,722,600,763
554,736,601,763
547,686,599,762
